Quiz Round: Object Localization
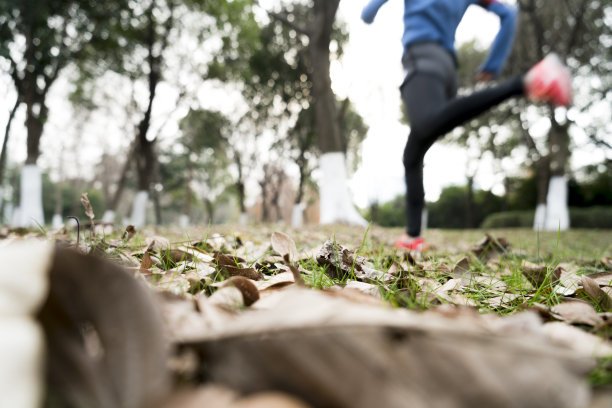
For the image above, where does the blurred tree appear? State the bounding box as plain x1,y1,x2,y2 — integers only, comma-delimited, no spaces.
0,0,130,226
0,95,20,223
66,0,259,226
255,0,368,226
175,108,232,226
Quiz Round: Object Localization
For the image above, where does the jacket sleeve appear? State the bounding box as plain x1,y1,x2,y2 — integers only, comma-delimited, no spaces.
361,0,389,24
478,1,519,77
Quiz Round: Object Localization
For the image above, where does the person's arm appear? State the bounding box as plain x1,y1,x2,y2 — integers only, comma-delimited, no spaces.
361,0,389,24
477,0,519,78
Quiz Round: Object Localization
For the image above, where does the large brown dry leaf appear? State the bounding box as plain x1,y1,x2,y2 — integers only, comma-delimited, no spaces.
208,287,245,311
270,232,299,263
122,225,136,242
145,236,171,252
39,247,169,408
222,277,260,306
344,280,382,299
472,234,510,260
521,260,561,288
543,321,612,358
452,257,471,277
219,265,263,281
557,269,583,295
584,272,612,287
251,271,295,292
140,252,154,274
179,289,594,408
551,300,604,327
580,275,612,312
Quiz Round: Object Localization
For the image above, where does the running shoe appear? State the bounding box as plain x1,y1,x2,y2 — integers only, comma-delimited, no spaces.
394,235,425,251
524,53,572,107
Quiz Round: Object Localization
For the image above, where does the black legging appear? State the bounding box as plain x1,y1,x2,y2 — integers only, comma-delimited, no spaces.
401,73,524,237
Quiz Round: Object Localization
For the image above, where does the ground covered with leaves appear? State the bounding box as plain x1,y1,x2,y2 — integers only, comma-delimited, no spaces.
5,222,612,407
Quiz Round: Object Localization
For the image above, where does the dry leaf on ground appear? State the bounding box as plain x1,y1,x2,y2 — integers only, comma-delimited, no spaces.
521,260,562,288
551,300,604,327
580,275,612,312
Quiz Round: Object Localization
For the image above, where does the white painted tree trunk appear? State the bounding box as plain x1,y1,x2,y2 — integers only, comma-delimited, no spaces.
51,214,63,229
533,204,547,230
239,212,248,226
16,165,45,228
130,191,149,227
291,203,306,228
318,152,367,226
178,214,189,228
102,210,116,223
0,240,53,408
421,209,428,231
544,176,570,231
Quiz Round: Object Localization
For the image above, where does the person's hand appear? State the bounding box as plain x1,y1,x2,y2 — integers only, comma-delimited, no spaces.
476,71,495,82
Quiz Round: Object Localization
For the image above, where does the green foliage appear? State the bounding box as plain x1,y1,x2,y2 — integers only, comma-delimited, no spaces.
428,186,503,229
366,195,406,228
569,207,612,229
481,210,534,228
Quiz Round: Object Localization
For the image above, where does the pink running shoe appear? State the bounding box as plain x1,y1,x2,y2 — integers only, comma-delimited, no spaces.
524,53,572,107
394,235,425,251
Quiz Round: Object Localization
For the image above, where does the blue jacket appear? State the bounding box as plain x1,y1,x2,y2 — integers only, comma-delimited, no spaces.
361,0,518,77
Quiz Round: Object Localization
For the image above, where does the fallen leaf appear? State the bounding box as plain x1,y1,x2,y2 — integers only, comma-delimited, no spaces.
208,286,244,311
122,225,136,242
223,277,260,306
481,293,521,309
580,275,612,312
219,265,263,281
584,271,612,287
521,261,561,288
179,246,215,263
251,271,295,291
344,280,382,299
145,236,171,252
434,278,465,295
551,300,604,327
472,234,510,260
452,257,471,276
469,276,508,293
80,192,95,229
558,269,582,294
543,321,612,358
600,257,612,271
316,239,386,282
270,232,299,263
140,252,154,274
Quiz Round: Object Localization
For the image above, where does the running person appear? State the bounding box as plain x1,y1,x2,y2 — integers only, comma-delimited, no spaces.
361,0,571,250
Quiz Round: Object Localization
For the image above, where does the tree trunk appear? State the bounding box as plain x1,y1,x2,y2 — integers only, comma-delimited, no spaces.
543,119,571,230
466,176,475,228
310,0,344,154
235,154,247,224
0,98,20,184
103,142,136,222
309,0,365,226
